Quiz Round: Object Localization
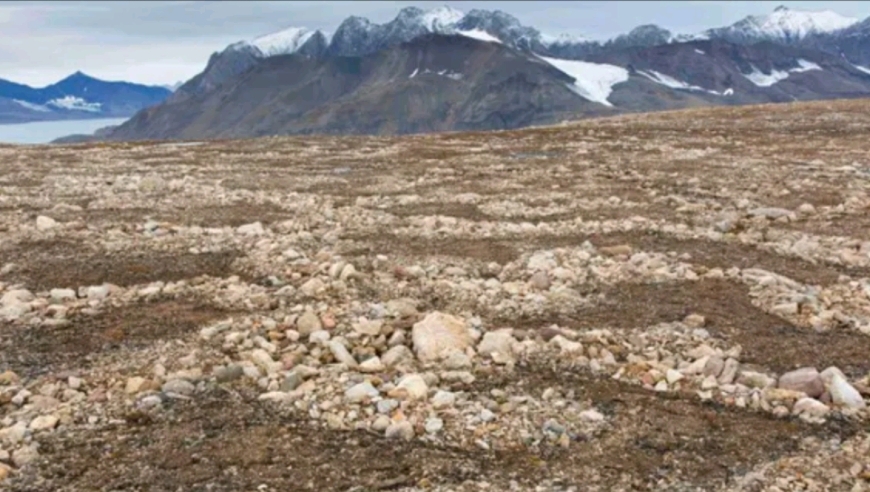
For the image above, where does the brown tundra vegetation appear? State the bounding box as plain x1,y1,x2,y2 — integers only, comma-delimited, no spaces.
0,99,869,491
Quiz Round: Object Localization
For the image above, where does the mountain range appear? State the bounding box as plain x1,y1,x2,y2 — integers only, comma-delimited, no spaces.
68,5,870,141
0,72,171,125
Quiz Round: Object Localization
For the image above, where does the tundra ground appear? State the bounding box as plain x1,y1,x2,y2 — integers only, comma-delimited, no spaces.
1,99,870,491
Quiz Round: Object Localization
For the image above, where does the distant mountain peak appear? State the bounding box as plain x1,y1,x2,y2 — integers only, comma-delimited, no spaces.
706,5,859,42
421,5,464,31
65,71,94,80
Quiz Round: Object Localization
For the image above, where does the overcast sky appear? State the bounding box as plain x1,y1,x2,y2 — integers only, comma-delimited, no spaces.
2,1,868,87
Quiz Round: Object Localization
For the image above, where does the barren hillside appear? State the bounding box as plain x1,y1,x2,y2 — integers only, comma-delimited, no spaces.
1,99,870,491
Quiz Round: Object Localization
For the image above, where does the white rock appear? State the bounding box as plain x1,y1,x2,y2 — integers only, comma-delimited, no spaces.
296,311,322,336
299,278,325,297
717,358,739,384
236,222,265,236
345,382,380,403
11,445,38,467
339,264,357,281
747,207,793,220
1,289,33,306
353,319,383,336
0,303,30,320
381,345,414,368
425,417,444,434
820,366,847,386
829,374,866,410
247,349,280,375
385,420,415,440
665,369,684,385
579,409,605,422
477,329,516,361
394,374,428,400
162,379,195,396
700,375,718,390
49,288,76,303
550,335,583,354
85,285,110,300
372,415,391,431
359,356,385,373
36,215,57,231
29,415,58,431
125,377,148,394
682,356,709,376
0,422,27,446
793,397,830,418
442,350,472,369
411,312,472,362
308,330,331,345
431,390,456,409
282,248,303,260
328,340,358,368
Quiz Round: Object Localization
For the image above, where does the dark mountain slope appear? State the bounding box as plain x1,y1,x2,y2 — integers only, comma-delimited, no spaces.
107,35,615,141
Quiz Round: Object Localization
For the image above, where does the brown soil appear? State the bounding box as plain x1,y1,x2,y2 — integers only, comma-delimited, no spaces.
505,279,870,378
0,239,244,291
10,366,857,492
0,298,228,378
540,230,870,286
342,233,519,266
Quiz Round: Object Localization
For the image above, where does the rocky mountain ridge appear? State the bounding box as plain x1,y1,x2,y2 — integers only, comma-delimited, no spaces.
94,4,870,141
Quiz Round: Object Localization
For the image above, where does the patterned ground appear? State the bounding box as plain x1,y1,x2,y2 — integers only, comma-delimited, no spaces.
0,99,869,491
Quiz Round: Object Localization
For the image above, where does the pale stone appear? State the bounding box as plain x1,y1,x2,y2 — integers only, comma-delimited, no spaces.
411,312,472,362
392,374,428,400
778,367,824,398
36,215,57,231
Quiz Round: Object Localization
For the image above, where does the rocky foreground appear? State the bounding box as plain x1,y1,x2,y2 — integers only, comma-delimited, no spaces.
1,100,870,491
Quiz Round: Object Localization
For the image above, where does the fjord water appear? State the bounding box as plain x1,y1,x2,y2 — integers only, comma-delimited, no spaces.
0,118,128,144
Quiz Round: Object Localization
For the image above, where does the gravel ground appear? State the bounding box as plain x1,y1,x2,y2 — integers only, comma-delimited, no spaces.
1,99,869,491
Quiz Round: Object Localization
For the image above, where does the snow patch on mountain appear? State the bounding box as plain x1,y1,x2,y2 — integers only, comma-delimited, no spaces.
421,6,464,31
47,96,102,112
854,65,870,75
638,70,706,92
458,29,502,44
637,70,732,96
541,32,590,45
712,6,858,42
791,59,822,72
538,56,628,107
13,100,51,113
743,59,822,87
252,27,318,57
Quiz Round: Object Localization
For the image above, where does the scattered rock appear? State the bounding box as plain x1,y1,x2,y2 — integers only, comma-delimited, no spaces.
162,379,195,397
779,367,824,398
345,382,379,403
29,415,59,431
385,420,415,440
35,215,57,231
411,312,472,362
828,374,866,410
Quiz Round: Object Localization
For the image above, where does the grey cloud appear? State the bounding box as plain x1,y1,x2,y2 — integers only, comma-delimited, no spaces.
0,1,868,87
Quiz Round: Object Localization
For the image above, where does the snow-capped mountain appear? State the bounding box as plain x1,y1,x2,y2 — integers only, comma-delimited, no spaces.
704,5,859,44
248,27,332,58
98,3,870,142
227,6,553,59
0,72,171,124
